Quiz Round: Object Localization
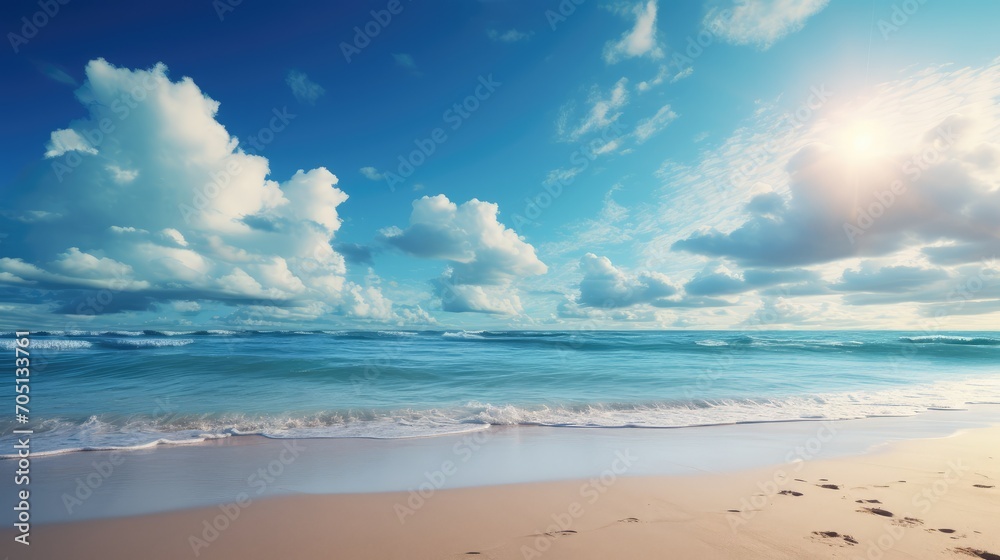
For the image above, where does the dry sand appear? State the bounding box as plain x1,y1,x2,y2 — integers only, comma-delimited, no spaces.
3,425,998,560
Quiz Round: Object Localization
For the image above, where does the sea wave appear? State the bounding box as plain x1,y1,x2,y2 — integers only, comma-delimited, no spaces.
94,338,194,349
443,330,486,339
899,335,1000,346
0,339,92,351
6,376,999,458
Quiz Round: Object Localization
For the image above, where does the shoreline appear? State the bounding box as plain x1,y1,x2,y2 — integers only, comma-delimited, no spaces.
3,417,998,559
4,405,1000,527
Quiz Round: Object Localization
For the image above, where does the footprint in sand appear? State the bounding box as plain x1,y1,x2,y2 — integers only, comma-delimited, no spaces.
464,553,481,556
973,484,994,488
779,490,804,496
855,499,882,504
812,531,858,546
927,528,963,539
817,484,840,490
859,507,894,518
893,516,923,527
619,518,640,523
955,548,1000,560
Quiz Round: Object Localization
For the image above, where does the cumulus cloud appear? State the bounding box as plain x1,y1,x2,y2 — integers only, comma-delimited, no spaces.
45,129,97,158
359,166,384,180
742,297,817,326
832,263,949,293
333,242,375,265
285,70,325,105
576,253,677,308
0,59,394,322
704,0,829,50
674,61,1000,270
684,264,822,296
380,195,547,314
604,0,664,63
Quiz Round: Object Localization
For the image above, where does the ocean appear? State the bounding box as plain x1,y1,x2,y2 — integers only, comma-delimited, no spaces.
3,330,999,457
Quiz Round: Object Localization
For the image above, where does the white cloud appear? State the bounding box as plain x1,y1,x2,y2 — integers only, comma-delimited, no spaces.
674,62,1000,268
641,59,1000,326
51,247,134,281
359,166,384,180
576,253,677,308
171,300,201,313
44,128,97,158
604,0,664,63
381,194,547,314
0,59,399,322
704,0,830,50
671,66,694,83
633,103,677,143
285,70,325,105
636,65,668,92
160,228,188,247
559,78,629,141
106,164,138,183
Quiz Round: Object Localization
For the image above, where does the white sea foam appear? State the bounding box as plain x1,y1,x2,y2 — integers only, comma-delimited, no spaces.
377,331,418,337
0,339,92,351
97,338,194,348
7,376,1000,458
443,330,485,339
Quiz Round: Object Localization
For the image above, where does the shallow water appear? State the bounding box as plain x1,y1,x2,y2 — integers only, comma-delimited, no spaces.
2,330,999,455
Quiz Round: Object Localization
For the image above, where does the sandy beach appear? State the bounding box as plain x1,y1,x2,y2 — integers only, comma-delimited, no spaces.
5,418,998,560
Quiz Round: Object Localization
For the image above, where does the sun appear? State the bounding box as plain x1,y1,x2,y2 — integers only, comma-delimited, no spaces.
839,119,885,162
852,130,874,152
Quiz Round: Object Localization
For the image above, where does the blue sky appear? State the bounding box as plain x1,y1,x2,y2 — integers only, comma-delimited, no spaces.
1,0,999,330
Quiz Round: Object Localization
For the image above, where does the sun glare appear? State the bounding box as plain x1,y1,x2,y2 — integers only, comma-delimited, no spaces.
840,119,884,162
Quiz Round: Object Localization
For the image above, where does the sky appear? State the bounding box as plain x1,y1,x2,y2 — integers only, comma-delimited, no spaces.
1,0,999,331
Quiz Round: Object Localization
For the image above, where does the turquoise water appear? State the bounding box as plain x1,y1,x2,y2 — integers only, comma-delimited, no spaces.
3,330,999,455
